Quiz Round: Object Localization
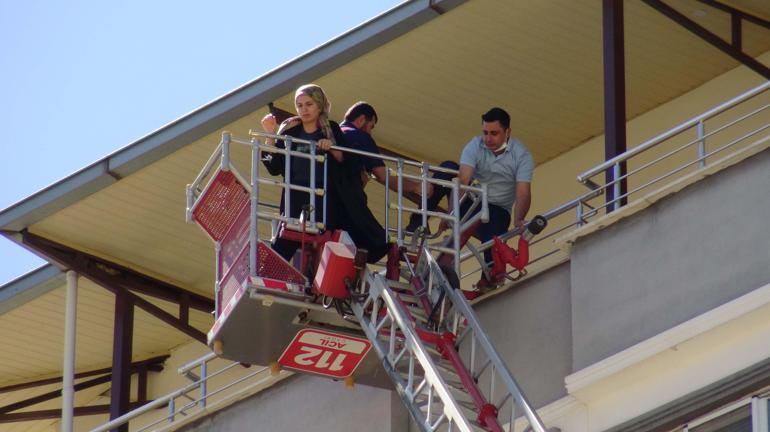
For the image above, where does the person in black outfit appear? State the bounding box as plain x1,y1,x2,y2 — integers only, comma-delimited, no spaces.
260,85,389,264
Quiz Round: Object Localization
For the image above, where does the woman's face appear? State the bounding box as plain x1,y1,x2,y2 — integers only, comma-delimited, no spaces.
295,94,321,124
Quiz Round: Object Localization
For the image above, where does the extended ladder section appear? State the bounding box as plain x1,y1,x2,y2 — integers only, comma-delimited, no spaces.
351,248,546,432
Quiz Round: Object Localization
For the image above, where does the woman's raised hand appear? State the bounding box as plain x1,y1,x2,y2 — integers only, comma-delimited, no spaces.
261,114,278,134
260,114,278,146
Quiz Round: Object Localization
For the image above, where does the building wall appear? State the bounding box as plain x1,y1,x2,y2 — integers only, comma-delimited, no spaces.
475,261,573,408
570,147,770,370
178,374,408,432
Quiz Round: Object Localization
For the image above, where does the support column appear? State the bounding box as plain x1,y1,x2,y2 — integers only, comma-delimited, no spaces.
603,0,628,211
61,271,78,432
109,289,133,432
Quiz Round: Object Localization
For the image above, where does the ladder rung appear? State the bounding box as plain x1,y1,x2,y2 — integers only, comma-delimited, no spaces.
388,280,415,292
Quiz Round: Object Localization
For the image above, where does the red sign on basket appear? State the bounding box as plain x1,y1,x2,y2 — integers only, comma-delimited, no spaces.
278,329,372,378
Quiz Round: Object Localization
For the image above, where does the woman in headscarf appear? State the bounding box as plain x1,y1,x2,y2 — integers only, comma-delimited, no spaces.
260,84,350,261
260,84,389,264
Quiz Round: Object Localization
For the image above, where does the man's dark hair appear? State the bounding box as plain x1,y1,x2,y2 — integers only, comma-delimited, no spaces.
344,102,378,123
481,107,510,129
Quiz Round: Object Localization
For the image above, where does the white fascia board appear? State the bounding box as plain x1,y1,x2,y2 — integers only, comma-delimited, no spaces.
566,280,770,394
0,0,462,233
0,264,63,315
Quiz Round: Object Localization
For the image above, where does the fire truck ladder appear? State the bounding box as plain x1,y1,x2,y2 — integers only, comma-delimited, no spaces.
186,130,548,432
350,247,547,432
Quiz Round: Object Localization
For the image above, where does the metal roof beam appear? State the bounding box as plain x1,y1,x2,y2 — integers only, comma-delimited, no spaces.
0,374,112,416
20,232,214,313
21,232,209,344
643,0,770,79
602,0,629,211
0,355,167,394
695,0,770,31
0,402,150,423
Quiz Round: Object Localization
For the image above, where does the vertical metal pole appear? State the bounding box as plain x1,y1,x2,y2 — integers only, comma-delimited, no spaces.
185,185,193,223
221,132,231,171
110,289,134,432
489,364,495,405
603,0,628,211
697,120,706,168
168,398,175,423
480,183,489,223
284,137,292,223
323,158,328,227
310,141,317,228
731,13,742,51
384,167,390,242
612,163,621,211
510,402,516,431
397,159,404,244
199,361,208,409
470,333,476,377
752,397,760,432
452,180,461,277
250,140,259,278
576,202,584,227
753,396,770,432
421,163,428,228
214,242,221,316
61,271,78,432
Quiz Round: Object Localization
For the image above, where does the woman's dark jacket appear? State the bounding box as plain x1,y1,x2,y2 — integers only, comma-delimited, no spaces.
262,121,389,262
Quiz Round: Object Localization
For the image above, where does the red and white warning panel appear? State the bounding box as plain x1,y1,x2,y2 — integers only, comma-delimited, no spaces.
278,329,372,378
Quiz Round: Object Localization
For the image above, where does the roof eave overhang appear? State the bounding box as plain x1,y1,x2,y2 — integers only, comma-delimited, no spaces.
0,0,464,233
0,265,63,315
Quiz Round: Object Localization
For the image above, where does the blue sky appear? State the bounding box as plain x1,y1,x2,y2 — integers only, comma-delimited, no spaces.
0,1,402,285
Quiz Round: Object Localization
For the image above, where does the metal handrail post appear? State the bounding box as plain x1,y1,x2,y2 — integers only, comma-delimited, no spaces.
612,163,621,211
185,185,193,223
199,361,208,409
168,398,175,423
421,162,428,228
310,140,317,228
214,242,221,315
250,140,260,278
221,132,231,171
323,158,328,226
697,120,706,169
452,179,461,276
397,159,404,245
284,137,292,225
384,167,390,242
576,202,584,227
480,183,489,223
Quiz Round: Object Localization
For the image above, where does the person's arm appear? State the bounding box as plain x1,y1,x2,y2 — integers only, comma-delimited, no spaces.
371,166,433,203
513,182,531,228
449,164,474,212
511,142,534,228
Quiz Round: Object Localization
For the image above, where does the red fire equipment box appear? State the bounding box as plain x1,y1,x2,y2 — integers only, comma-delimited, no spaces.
313,241,357,298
